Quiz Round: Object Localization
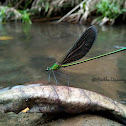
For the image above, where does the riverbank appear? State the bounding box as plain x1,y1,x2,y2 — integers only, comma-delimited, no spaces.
0,0,126,25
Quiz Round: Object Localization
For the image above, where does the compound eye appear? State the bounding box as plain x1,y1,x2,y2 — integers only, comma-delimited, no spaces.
46,67,49,71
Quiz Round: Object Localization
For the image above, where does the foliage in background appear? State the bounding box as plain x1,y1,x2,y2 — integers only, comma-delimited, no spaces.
18,10,32,24
95,0,126,24
64,0,126,25
0,0,126,25
0,6,31,23
0,6,7,22
97,0,122,19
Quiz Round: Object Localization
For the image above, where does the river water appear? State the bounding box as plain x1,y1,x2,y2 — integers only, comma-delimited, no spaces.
0,23,126,101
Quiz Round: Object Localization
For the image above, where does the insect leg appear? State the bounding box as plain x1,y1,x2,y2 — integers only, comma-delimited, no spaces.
60,72,70,93
55,71,70,87
48,71,52,82
52,70,58,84
67,77,70,87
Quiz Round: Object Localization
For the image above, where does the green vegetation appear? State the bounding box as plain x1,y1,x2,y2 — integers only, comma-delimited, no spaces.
0,7,8,22
97,0,122,19
0,0,126,25
96,0,126,24
64,0,126,25
0,6,31,23
18,10,32,24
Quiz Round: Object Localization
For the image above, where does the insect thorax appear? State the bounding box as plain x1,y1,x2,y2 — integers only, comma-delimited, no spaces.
51,62,61,70
46,62,61,71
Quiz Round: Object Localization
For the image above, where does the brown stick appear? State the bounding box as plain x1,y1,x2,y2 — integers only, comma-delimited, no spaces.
14,0,24,9
56,0,87,23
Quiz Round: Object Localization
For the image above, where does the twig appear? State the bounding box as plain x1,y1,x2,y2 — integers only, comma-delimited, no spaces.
14,0,24,9
56,0,87,23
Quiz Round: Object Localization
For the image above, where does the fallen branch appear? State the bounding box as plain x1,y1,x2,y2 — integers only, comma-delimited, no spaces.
14,0,24,9
0,83,126,124
56,0,87,23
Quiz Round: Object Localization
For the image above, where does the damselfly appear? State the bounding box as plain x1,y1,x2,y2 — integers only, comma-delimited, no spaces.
46,26,126,85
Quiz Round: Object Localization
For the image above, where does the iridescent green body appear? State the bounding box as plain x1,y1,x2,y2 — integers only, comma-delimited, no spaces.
46,26,97,71
46,48,126,71
46,62,61,71
61,48,126,68
46,25,126,75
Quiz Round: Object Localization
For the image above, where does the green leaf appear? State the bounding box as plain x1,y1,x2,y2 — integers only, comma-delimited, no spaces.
45,2,49,12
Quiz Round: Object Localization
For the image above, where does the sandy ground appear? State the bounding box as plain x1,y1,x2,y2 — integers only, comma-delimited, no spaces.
0,112,123,126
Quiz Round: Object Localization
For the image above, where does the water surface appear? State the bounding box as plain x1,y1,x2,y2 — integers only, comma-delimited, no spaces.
0,23,126,101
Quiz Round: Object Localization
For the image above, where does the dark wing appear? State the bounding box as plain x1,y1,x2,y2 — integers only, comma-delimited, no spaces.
59,25,97,65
